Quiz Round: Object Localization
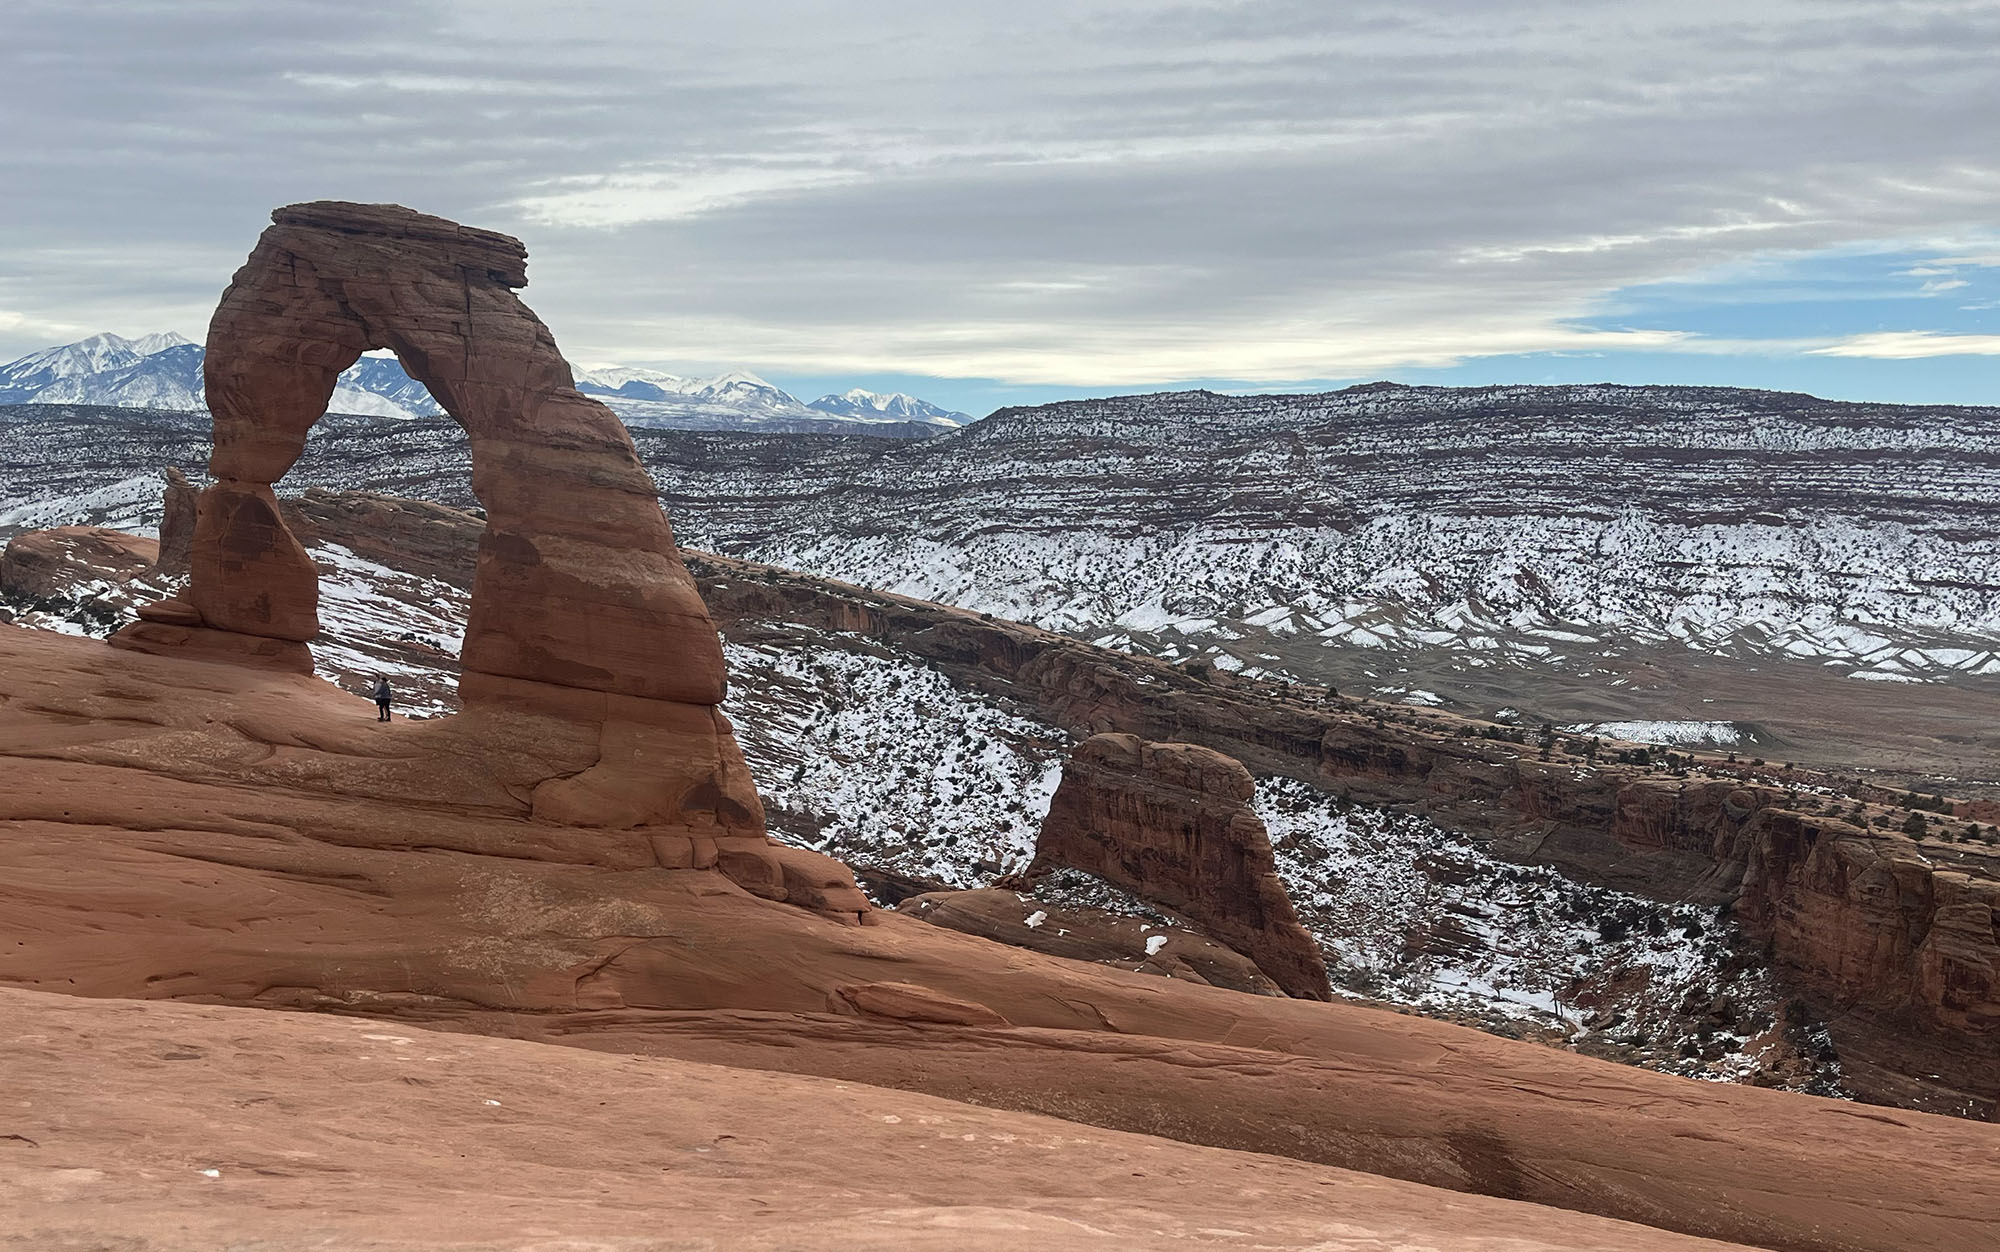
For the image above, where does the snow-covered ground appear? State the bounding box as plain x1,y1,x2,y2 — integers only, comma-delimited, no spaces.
0,474,163,536
309,544,468,717
755,513,2000,688
638,383,2000,690
1564,720,1745,747
721,637,1070,885
1255,780,1805,1081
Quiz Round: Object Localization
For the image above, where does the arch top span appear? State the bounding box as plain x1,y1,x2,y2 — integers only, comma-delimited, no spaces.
178,200,727,709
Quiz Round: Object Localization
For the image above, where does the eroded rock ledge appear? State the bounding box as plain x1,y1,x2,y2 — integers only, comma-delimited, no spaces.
1018,732,1332,1000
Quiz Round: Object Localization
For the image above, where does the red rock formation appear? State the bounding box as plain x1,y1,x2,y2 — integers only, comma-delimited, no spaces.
685,550,2000,1114
153,466,197,578
188,481,321,640
1736,806,2000,1116
7,988,1797,1252
6,625,2000,1252
0,525,157,600
153,200,724,705
106,200,864,916
1024,732,1332,1000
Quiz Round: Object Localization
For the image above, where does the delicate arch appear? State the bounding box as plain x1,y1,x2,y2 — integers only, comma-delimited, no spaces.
187,201,725,706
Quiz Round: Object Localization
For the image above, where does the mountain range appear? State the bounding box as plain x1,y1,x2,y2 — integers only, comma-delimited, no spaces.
0,333,970,436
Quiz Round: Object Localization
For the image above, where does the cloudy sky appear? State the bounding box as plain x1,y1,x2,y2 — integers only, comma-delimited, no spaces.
4,0,1998,412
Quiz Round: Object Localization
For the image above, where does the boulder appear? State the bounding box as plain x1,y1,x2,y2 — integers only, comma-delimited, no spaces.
1023,732,1333,1000
900,887,1284,995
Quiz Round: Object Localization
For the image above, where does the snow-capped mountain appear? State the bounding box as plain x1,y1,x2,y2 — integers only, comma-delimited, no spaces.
26,343,206,410
573,366,813,418
128,332,193,356
807,388,968,425
0,332,194,402
0,334,965,437
330,355,445,420
571,366,963,434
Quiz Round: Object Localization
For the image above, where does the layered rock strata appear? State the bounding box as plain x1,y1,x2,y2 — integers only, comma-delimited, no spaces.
683,550,2000,1115
1022,733,1332,1000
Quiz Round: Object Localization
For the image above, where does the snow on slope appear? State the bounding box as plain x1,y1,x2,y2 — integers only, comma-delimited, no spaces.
642,384,2000,686
1566,720,1746,747
0,474,165,535
807,387,966,425
723,637,1070,883
309,543,467,718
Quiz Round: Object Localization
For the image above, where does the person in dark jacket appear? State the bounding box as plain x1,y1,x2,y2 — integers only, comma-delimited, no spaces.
372,676,392,722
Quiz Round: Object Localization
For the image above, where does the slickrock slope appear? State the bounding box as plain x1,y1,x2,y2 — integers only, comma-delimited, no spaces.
2,625,1998,1252
1,988,1758,1252
1022,733,1332,1000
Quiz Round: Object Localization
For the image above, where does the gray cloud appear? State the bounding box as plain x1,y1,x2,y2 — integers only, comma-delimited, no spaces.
3,0,1997,383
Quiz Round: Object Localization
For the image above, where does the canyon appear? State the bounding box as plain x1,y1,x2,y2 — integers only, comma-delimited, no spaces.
1,201,1996,1252
9,478,1996,1117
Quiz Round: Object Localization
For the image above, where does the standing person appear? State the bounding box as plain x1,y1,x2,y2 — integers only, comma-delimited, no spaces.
372,676,393,722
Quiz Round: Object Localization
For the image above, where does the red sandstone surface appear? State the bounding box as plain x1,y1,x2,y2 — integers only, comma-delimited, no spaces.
4,202,1997,1251
1,987,1770,1252
1,626,1997,1252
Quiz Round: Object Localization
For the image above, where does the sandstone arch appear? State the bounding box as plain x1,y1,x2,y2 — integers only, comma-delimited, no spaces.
188,200,725,705
113,203,865,914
